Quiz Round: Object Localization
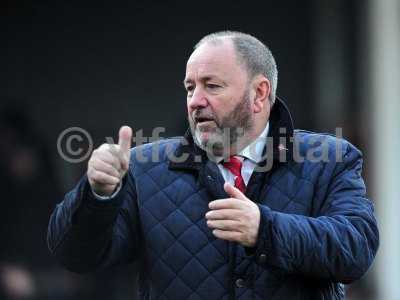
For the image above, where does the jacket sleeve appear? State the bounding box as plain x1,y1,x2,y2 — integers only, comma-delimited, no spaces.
47,168,141,273
253,142,379,283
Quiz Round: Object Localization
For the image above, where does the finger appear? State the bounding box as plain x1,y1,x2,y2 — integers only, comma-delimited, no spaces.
118,126,132,154
94,149,122,171
212,229,241,242
107,146,129,174
90,170,120,185
91,159,121,179
209,199,243,210
207,219,241,231
224,182,247,201
205,209,241,220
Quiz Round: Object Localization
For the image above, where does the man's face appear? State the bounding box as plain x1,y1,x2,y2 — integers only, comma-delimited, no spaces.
184,40,254,156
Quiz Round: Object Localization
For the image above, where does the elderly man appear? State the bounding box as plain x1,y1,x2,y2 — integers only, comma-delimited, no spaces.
48,31,379,299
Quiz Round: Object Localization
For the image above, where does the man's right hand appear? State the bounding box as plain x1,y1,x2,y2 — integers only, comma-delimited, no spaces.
87,126,132,196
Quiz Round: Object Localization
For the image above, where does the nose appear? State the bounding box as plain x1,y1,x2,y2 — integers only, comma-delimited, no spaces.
188,86,208,111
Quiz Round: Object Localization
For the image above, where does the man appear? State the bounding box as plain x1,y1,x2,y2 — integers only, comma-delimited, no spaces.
48,31,379,299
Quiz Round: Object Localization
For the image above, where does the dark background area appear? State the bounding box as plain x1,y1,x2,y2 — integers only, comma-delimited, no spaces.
1,1,374,299
2,0,316,141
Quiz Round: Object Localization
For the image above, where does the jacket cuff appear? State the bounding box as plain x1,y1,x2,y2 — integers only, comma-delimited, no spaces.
91,181,123,201
245,204,274,264
79,174,127,210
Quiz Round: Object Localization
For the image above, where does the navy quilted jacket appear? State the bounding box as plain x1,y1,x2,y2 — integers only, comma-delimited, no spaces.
48,99,379,299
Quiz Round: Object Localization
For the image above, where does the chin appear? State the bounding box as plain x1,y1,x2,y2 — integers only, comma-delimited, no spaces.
195,130,225,155
194,131,210,146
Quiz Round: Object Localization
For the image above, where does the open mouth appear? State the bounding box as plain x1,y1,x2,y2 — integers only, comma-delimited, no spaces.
195,117,214,124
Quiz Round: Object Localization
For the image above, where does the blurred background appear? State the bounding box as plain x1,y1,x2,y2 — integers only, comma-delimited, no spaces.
1,0,399,299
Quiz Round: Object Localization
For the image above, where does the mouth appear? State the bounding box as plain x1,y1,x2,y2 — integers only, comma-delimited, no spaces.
194,117,214,125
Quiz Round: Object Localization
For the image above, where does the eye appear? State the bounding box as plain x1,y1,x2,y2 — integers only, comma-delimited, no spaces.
206,84,221,89
185,85,194,97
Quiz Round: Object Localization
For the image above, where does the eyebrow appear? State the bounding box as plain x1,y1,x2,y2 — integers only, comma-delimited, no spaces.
183,75,225,86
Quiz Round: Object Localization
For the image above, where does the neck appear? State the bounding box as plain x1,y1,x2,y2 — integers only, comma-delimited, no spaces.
227,118,269,157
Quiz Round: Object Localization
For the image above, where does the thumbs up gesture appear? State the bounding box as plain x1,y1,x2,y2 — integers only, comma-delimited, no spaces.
87,126,132,196
205,183,261,247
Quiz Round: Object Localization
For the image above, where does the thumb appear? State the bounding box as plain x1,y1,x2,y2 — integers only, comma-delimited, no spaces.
118,126,132,172
224,182,247,200
118,125,132,153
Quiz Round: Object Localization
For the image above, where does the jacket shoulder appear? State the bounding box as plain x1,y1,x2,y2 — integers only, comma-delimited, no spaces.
293,129,362,161
286,130,364,188
128,137,182,173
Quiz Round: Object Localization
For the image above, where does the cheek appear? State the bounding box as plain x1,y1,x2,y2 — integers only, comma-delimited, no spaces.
208,95,226,112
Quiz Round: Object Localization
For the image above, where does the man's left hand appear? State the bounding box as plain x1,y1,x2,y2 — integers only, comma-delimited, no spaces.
206,182,261,247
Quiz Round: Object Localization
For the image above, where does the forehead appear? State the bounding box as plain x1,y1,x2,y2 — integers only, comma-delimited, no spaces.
185,40,247,83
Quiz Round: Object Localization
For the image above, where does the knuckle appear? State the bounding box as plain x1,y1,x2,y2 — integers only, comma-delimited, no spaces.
89,156,97,165
89,154,97,165
92,160,102,171
109,144,120,152
92,148,99,155
92,170,101,180
237,222,245,231
243,210,252,219
110,167,118,176
98,143,108,151
89,152,96,160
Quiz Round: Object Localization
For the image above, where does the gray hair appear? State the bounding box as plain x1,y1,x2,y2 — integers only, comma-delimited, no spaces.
195,31,278,104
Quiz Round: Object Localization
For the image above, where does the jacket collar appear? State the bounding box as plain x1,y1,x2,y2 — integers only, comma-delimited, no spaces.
168,96,294,172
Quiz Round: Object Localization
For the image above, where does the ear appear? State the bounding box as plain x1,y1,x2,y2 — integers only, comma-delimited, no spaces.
251,76,271,114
